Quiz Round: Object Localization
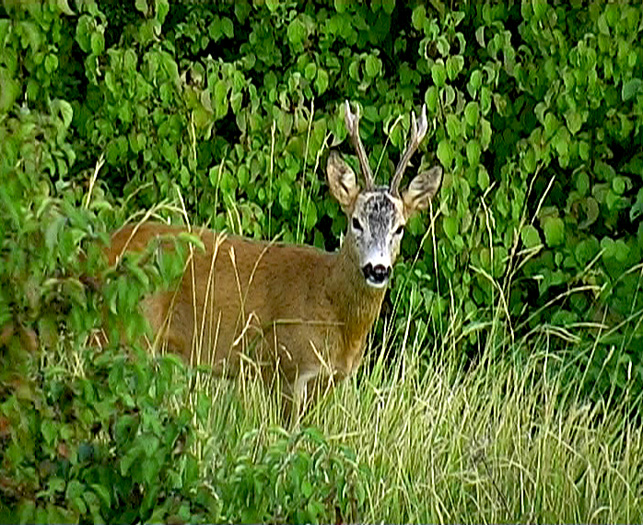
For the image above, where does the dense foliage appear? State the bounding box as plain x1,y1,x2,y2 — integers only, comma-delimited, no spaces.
1,0,642,522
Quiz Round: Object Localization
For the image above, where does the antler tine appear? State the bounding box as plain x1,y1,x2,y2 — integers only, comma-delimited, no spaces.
344,100,375,190
390,104,429,195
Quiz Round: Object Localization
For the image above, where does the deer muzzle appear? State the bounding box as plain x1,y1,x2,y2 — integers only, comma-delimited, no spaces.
362,262,391,288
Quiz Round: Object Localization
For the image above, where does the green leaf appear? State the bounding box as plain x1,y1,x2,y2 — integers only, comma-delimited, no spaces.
579,197,599,229
543,217,565,247
156,0,170,23
436,139,454,168
382,0,395,15
56,0,75,15
287,19,306,45
304,62,317,80
18,21,42,50
412,5,426,30
52,99,74,128
480,118,492,149
305,200,318,230
279,180,293,210
612,176,626,195
334,0,349,12
446,56,464,80
41,419,58,445
564,109,582,134
521,147,536,173
480,87,491,115
177,232,205,252
466,140,481,167
90,31,105,55
467,70,482,97
622,78,642,101
576,171,590,196
521,225,541,248
315,68,329,95
135,0,148,14
532,0,548,19
266,0,279,12
124,49,137,72
365,55,382,78
221,16,234,38
45,54,59,73
431,61,446,87
477,166,489,190
630,189,643,221
0,68,21,113
597,14,609,35
575,239,598,265
443,216,458,240
464,102,479,127
425,86,438,114
445,114,461,139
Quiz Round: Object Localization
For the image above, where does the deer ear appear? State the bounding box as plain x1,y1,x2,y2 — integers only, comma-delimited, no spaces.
402,166,442,218
327,151,360,210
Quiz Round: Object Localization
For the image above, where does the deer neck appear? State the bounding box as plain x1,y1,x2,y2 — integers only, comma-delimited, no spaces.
327,238,386,343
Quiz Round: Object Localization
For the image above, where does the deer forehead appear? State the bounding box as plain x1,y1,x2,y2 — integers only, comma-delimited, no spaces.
353,189,404,231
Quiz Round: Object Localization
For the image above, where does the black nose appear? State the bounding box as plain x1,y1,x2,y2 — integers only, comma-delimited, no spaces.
362,263,391,284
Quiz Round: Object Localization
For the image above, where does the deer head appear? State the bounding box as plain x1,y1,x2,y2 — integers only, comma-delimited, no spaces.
327,101,442,288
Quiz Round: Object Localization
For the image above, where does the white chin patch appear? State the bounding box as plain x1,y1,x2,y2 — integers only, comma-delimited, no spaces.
365,277,388,289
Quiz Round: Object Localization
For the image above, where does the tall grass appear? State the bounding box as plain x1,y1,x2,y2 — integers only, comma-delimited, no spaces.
167,123,643,523
186,314,643,523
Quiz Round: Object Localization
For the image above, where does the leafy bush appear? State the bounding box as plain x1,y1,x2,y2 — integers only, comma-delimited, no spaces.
1,345,367,523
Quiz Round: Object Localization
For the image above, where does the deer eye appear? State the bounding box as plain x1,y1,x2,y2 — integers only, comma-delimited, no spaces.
394,225,405,236
352,217,363,232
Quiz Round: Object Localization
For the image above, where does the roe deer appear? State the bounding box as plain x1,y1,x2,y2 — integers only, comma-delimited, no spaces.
107,101,442,406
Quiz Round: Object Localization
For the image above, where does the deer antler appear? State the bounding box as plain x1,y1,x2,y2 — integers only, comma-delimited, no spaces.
344,101,375,190
390,104,428,196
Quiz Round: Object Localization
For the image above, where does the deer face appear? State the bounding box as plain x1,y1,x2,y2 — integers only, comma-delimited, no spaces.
348,189,405,288
327,101,442,289
327,152,442,289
